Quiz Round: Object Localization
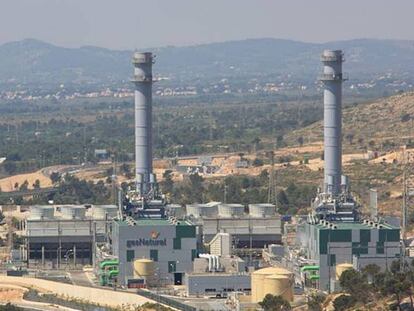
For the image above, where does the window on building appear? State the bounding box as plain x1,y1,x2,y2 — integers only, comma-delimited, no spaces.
126,250,135,262
329,254,336,266
168,261,176,273
191,249,198,261
150,249,158,262
173,238,181,250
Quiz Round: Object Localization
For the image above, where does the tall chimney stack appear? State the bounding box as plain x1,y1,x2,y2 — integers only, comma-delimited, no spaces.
319,50,346,195
132,52,154,196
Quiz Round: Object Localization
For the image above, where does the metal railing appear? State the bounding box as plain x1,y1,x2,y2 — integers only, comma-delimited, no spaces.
136,289,197,311
318,72,349,81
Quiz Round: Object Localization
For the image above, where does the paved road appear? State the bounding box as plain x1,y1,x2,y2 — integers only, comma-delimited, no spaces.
69,271,93,287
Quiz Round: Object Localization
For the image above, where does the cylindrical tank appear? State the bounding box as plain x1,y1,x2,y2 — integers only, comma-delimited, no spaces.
92,205,118,220
133,258,155,286
251,267,293,303
166,204,186,219
186,204,204,218
320,50,345,195
61,205,86,220
264,275,294,302
133,52,153,195
218,204,245,218
186,203,218,218
335,263,354,280
29,205,54,220
249,204,276,218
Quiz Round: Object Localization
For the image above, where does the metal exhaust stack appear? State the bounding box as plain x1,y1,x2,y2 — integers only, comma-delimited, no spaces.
132,52,155,197
319,50,346,195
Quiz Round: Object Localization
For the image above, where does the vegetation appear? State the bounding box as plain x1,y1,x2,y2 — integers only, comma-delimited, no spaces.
0,304,24,311
259,294,291,311
23,289,173,311
336,261,414,310
0,175,113,205
0,97,323,177
159,170,316,213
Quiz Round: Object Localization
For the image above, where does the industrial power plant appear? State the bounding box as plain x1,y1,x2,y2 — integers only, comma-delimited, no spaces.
16,49,404,310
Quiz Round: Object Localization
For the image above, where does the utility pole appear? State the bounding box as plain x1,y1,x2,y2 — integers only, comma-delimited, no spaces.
401,148,414,270
267,151,277,205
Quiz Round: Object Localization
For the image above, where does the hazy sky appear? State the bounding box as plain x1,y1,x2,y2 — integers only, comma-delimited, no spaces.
1,0,414,50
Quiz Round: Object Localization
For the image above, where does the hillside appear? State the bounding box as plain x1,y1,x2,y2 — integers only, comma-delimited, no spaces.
1,38,414,88
288,92,414,150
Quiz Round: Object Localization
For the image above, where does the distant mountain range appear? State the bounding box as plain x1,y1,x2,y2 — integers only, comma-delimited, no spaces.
1,38,414,87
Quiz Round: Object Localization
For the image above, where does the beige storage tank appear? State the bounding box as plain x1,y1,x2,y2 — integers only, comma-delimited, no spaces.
29,205,54,220
336,263,354,280
249,204,276,218
264,275,294,302
134,259,155,286
218,204,245,218
251,267,293,303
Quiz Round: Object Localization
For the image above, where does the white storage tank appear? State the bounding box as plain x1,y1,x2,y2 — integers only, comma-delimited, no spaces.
61,205,86,220
92,205,118,220
218,204,245,218
166,204,185,219
186,203,219,218
249,204,276,218
29,205,54,220
186,204,204,218
202,202,219,217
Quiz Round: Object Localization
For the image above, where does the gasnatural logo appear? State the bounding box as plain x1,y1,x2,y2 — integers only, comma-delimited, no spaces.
151,231,160,239
126,231,166,248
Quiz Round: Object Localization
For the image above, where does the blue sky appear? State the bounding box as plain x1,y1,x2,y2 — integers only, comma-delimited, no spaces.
1,0,413,49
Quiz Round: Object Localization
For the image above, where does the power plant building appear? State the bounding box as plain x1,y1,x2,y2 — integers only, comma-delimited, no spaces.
111,218,198,286
24,205,118,267
192,203,282,248
297,50,401,292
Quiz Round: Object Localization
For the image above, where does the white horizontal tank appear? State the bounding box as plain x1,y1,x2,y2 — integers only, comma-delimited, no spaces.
186,203,219,218
166,204,186,218
249,204,276,218
218,204,245,218
60,205,86,220
92,205,118,219
29,205,54,220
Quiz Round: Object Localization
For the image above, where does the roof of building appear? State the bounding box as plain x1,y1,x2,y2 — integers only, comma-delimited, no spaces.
313,221,399,230
116,218,194,227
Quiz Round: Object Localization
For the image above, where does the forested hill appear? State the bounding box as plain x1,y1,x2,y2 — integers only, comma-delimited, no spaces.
1,38,414,86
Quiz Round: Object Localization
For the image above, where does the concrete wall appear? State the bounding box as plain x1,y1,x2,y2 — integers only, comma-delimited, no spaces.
185,274,251,296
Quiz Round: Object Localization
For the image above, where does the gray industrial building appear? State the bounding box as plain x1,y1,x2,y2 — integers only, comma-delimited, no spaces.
111,217,198,286
188,203,282,248
185,273,251,296
296,50,401,292
24,205,117,267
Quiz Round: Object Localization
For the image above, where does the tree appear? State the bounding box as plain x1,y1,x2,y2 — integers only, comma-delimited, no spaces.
19,180,29,191
307,292,326,311
297,136,304,146
161,170,174,195
50,172,61,184
339,269,370,303
259,294,291,311
252,158,264,167
345,133,354,145
3,161,17,175
333,294,356,311
362,263,380,283
33,179,41,189
276,135,284,148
